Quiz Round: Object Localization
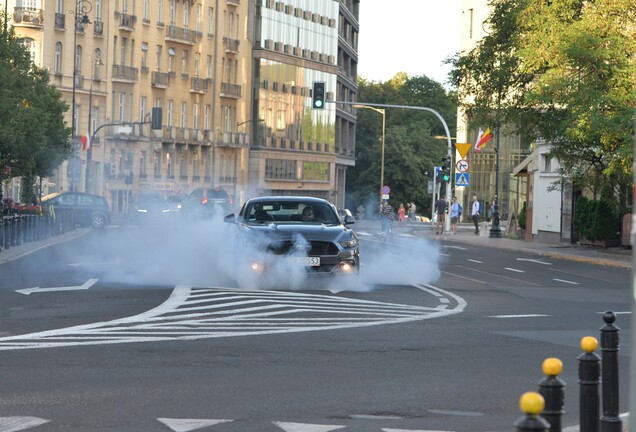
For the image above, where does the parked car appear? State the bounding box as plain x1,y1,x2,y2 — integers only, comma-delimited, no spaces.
166,194,186,213
41,192,111,229
180,187,233,220
224,196,359,285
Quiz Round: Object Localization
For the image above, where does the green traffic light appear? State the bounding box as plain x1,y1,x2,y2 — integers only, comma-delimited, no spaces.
314,100,323,108
443,174,450,182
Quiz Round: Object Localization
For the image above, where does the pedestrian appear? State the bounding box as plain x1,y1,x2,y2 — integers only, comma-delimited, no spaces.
397,203,406,222
471,195,480,235
450,196,461,235
435,194,447,235
380,200,395,235
408,201,417,221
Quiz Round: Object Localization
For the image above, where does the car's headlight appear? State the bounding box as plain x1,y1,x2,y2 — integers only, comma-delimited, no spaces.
137,209,147,213
339,238,358,248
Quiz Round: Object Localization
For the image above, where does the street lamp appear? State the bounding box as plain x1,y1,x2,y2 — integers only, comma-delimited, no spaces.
354,105,385,208
70,0,91,191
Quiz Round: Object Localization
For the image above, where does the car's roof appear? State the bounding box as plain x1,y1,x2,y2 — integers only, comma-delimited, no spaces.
42,191,105,202
246,196,330,204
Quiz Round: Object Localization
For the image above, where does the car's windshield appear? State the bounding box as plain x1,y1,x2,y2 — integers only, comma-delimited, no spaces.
244,201,340,225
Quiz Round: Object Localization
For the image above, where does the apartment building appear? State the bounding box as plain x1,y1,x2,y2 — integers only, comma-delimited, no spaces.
7,0,357,211
247,0,358,208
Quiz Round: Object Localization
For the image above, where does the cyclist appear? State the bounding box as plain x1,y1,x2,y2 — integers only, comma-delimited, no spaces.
380,200,395,240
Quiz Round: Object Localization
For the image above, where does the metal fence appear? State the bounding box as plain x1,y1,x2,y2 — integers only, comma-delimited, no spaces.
0,210,76,253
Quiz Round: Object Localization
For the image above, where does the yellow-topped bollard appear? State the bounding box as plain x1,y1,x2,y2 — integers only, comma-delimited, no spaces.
542,358,563,377
580,336,598,352
514,392,550,431
520,392,545,415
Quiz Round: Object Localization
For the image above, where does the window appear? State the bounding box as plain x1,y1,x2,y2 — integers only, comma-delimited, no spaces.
543,154,552,172
169,0,176,26
54,42,62,74
265,159,296,180
153,152,161,177
167,100,174,127
183,1,190,29
206,55,212,79
193,103,199,130
180,102,186,128
196,4,202,33
141,42,148,69
166,152,174,177
140,151,147,177
120,37,127,65
93,48,102,80
204,105,210,130
157,0,163,24
95,0,102,19
194,52,200,77
143,0,149,21
75,44,82,75
207,7,214,36
181,50,188,74
156,45,162,70
118,93,126,121
56,0,63,14
140,96,147,123
168,47,176,73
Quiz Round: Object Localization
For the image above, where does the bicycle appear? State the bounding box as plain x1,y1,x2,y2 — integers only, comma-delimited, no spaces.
380,219,393,245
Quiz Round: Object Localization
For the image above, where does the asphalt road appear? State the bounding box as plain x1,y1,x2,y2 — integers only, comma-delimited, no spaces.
0,223,631,432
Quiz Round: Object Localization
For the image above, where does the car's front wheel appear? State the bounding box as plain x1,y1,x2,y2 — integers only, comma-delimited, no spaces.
90,213,107,229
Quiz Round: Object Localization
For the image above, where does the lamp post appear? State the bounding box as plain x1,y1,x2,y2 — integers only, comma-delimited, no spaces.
70,0,91,191
235,119,263,201
354,105,385,208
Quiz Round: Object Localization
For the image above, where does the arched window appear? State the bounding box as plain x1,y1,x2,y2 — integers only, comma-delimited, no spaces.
75,44,82,75
19,38,37,63
54,42,63,74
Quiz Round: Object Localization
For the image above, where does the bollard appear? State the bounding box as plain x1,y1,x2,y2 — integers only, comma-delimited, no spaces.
600,311,622,432
514,392,551,432
539,358,565,432
579,336,601,432
0,216,4,252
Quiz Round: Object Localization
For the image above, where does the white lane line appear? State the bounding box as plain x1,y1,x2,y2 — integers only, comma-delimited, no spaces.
157,418,232,431
596,311,632,315
0,416,49,431
553,278,579,285
488,314,550,318
273,421,345,432
517,258,552,265
440,271,488,284
383,430,453,432
467,259,482,264
455,265,542,285
445,245,467,250
504,267,525,273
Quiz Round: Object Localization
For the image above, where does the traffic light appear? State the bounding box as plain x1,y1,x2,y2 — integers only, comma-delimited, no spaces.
441,155,452,183
312,81,326,109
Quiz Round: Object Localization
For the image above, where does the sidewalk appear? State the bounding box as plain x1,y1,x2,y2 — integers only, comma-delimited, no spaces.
0,228,90,265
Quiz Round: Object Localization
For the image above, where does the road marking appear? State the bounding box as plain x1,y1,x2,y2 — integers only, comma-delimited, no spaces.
553,278,579,285
383,429,453,432
157,418,232,431
445,245,467,250
15,279,99,295
516,258,552,265
274,421,345,432
455,265,541,285
466,259,482,264
441,271,488,284
488,314,550,318
0,285,466,351
504,268,525,273
0,416,49,431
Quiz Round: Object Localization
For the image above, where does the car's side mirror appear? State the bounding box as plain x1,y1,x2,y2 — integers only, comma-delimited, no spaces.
223,214,236,224
344,215,355,225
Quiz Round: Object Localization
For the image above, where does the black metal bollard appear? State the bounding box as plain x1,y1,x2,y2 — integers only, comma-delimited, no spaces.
514,392,551,432
579,336,601,432
600,311,622,432
4,216,11,249
538,357,565,432
0,216,4,252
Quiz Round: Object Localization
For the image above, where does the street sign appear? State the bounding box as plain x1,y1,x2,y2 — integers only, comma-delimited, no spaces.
455,173,470,187
381,194,390,200
434,166,440,179
455,143,472,159
456,159,469,173
382,185,390,194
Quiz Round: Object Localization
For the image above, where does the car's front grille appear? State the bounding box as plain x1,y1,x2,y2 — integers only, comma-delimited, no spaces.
266,240,338,256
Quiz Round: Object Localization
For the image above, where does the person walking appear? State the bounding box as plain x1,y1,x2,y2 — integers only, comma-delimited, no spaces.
471,195,480,235
450,196,461,235
380,200,395,237
397,203,406,222
435,194,447,235
408,201,417,221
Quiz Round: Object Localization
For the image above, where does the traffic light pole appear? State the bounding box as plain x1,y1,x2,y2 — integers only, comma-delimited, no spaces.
335,100,453,234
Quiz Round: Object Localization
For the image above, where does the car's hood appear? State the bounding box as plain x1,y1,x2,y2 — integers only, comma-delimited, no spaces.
244,223,352,242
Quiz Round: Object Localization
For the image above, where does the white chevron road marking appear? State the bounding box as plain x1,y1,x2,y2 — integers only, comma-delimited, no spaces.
157,418,232,431
273,422,346,432
0,416,49,432
0,285,465,351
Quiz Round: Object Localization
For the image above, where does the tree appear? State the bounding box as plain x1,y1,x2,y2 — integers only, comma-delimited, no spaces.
0,17,71,203
347,73,456,217
449,0,635,215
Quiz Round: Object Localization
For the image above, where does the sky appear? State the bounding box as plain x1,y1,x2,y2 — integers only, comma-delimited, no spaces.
357,0,461,86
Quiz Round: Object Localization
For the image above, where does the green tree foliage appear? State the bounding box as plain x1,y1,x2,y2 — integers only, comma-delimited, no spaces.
0,17,71,200
347,73,456,216
449,0,635,216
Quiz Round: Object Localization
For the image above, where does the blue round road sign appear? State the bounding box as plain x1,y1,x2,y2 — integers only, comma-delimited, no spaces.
381,185,390,194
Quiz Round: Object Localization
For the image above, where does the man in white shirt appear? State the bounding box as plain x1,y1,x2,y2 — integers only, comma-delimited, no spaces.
471,195,480,235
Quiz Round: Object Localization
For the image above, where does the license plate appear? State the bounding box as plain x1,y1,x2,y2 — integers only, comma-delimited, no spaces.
289,256,320,266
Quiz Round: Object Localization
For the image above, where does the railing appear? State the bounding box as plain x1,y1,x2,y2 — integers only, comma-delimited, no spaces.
166,25,198,44
13,7,43,26
0,210,76,254
151,71,170,88
118,13,137,30
223,37,240,53
190,77,209,93
112,64,139,81
220,82,241,98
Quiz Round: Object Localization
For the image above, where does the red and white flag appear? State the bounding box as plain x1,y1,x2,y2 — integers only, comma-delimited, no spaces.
475,127,493,153
80,133,91,151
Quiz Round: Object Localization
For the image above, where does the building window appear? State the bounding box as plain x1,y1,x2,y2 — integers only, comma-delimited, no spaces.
543,154,552,172
206,55,212,79
168,47,176,73
181,50,189,74
75,44,82,75
204,105,210,130
166,152,174,177
167,100,173,127
157,0,163,24
118,93,126,121
180,102,186,128
140,96,147,123
143,0,149,21
207,7,214,36
265,159,296,180
54,42,62,74
193,103,199,129
141,42,148,69
156,45,162,70
153,152,161,177
140,151,147,177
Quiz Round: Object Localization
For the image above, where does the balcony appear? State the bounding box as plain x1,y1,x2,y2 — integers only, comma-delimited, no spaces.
151,71,170,88
227,0,240,6
112,64,139,82
223,37,240,54
118,13,137,31
190,77,209,94
13,8,43,27
166,25,198,45
220,82,241,99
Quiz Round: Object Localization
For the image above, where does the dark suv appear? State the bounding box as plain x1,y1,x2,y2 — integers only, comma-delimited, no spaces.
180,187,233,220
42,192,111,229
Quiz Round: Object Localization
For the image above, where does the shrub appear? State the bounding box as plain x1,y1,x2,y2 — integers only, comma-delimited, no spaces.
518,201,526,229
574,196,619,241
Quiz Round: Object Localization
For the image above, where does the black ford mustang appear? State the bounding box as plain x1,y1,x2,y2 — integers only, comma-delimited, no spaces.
224,196,359,286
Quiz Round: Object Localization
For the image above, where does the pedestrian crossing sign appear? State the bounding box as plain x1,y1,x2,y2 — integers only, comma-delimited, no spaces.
455,173,469,187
